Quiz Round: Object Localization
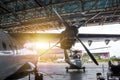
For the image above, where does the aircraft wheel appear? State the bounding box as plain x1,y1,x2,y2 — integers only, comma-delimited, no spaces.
107,73,109,80
83,67,85,72
66,67,69,72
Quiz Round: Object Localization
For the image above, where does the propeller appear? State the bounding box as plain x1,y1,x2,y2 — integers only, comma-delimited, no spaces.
53,8,99,65
34,1,99,65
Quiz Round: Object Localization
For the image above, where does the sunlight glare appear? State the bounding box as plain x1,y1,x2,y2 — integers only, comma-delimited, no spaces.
24,42,49,50
35,42,49,49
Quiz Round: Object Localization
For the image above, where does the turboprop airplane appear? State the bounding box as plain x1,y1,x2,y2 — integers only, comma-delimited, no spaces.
0,30,39,80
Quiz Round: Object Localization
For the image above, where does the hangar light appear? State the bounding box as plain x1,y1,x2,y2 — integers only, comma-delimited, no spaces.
105,39,110,45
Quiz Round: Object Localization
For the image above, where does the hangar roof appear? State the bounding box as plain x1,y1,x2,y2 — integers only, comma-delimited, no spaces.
0,0,120,32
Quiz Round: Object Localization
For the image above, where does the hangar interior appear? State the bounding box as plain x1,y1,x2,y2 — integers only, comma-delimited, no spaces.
0,0,120,33
1,1,120,80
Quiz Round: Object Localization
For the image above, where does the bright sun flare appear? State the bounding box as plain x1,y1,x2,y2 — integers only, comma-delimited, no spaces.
35,42,49,49
24,42,49,50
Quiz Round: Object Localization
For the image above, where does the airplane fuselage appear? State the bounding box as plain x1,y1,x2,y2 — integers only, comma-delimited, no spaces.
0,54,38,80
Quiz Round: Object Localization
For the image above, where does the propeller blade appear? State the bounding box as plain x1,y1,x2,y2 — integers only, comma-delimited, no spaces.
76,36,99,65
78,12,101,28
39,37,65,57
39,40,61,56
53,8,70,28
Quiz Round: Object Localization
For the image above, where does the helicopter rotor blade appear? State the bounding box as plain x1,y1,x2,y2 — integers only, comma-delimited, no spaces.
76,36,99,65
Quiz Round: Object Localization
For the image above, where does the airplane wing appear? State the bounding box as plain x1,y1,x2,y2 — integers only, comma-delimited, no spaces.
9,33,120,65
78,33,120,42
10,33,120,43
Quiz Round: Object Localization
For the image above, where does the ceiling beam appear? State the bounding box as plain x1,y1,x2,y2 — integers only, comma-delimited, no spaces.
0,1,11,12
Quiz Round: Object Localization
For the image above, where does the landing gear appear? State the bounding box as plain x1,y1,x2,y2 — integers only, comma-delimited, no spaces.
66,67,69,72
96,73,105,80
34,64,43,80
83,67,85,72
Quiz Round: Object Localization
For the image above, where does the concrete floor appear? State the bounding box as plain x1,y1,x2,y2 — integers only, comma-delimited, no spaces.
19,62,109,80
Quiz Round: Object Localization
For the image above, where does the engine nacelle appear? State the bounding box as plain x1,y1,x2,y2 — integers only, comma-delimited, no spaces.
60,38,76,49
5,62,35,80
